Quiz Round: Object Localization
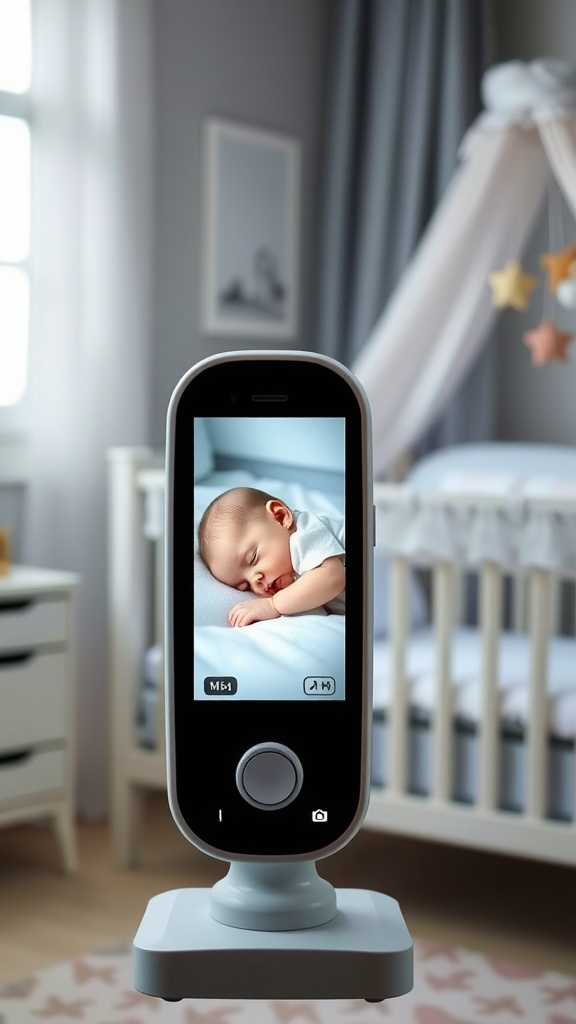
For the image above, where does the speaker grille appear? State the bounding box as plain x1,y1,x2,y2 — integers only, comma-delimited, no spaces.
251,395,288,402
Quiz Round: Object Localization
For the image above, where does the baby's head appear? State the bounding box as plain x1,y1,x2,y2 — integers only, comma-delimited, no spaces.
198,487,296,596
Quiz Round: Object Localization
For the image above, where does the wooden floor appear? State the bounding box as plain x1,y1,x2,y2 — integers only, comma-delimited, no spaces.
0,793,574,985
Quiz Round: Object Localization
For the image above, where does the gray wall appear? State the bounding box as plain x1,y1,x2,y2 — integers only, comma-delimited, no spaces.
150,0,333,447
493,0,576,444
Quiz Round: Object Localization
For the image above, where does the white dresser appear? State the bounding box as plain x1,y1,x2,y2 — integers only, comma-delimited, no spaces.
0,566,80,872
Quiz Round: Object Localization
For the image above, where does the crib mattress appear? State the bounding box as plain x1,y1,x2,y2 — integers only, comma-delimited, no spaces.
373,626,576,740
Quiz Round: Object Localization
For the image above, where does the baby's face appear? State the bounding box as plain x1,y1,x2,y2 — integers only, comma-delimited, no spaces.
207,500,295,596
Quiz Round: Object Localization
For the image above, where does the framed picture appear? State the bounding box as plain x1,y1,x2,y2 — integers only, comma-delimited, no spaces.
201,119,300,339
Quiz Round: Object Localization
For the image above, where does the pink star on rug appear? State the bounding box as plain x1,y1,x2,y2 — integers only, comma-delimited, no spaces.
523,320,573,365
414,1007,472,1023
32,993,92,1018
426,970,474,991
184,1006,242,1023
542,982,576,1004
418,943,460,963
474,994,523,1014
270,1002,322,1022
72,959,117,985
487,958,545,979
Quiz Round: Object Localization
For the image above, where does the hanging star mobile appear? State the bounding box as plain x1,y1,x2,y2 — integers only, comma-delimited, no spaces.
488,247,575,366
488,261,538,310
523,320,573,365
540,244,576,292
486,172,576,367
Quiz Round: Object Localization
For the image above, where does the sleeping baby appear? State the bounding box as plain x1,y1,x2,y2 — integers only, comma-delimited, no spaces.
198,486,345,627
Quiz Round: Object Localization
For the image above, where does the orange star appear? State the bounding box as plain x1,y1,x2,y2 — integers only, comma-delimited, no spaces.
540,244,576,291
523,320,573,365
488,261,538,310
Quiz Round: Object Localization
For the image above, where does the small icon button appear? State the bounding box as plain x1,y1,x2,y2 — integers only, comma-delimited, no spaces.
204,676,237,695
303,676,335,696
312,809,328,822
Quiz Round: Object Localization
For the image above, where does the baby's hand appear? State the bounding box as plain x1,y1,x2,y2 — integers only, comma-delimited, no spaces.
228,597,280,628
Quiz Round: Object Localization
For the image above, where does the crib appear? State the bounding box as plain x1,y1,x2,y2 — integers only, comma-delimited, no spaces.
107,443,576,868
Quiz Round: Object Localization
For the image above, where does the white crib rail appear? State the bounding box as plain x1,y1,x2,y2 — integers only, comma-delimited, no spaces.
368,483,576,867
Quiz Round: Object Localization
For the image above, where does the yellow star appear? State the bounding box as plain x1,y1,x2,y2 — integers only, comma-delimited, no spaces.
488,261,538,310
523,320,573,366
540,244,576,292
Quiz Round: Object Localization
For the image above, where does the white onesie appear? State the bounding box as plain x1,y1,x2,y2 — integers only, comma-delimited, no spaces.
289,510,345,614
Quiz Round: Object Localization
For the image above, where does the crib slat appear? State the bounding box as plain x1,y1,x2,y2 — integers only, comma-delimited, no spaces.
432,562,454,802
454,570,465,627
388,556,410,794
527,568,552,819
551,577,562,635
511,571,527,633
478,562,502,811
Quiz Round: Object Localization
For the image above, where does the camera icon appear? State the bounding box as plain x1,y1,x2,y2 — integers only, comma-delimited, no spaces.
311,809,328,822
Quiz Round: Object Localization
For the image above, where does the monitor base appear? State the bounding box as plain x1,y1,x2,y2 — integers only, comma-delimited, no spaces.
133,887,413,1003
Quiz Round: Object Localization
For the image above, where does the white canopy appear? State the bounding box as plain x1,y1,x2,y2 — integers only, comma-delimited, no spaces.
353,59,576,477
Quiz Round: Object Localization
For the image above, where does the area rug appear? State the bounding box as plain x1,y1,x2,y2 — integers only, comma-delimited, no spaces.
0,938,574,1024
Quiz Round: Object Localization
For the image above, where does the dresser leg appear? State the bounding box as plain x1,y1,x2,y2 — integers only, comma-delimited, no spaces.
53,803,78,873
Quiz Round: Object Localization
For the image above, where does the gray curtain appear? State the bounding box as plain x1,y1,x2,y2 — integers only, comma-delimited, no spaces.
317,0,495,450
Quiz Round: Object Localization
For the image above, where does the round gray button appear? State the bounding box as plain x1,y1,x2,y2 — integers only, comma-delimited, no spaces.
236,743,303,810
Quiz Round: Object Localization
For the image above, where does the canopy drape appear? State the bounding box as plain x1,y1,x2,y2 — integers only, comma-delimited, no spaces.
353,60,576,478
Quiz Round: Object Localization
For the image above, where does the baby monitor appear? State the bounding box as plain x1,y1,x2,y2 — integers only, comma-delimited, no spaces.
165,350,374,862
133,351,413,1004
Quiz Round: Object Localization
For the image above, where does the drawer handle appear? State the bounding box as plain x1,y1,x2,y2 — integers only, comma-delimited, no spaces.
0,749,32,767
0,599,33,614
0,650,33,666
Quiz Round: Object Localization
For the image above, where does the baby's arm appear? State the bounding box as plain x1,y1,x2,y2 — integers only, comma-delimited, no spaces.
229,555,345,627
272,556,344,615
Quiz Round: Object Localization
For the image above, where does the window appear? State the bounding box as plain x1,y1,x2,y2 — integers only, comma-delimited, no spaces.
0,0,31,413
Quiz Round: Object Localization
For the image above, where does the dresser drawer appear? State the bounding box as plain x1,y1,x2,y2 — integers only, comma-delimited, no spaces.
0,748,66,808
0,651,68,751
0,597,68,651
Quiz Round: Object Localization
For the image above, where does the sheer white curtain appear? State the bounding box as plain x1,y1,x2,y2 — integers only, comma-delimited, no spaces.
353,60,576,478
27,0,155,817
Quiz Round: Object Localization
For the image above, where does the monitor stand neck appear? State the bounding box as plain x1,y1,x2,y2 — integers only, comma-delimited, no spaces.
210,860,337,930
